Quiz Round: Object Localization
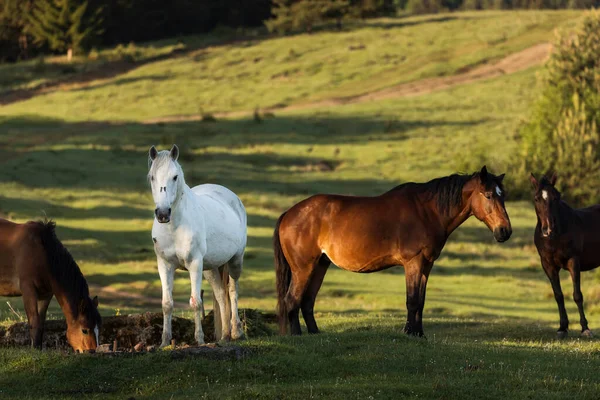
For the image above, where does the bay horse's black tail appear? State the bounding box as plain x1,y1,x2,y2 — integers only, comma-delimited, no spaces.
274,211,291,335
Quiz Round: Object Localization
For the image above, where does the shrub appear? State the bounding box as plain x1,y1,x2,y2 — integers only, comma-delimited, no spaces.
510,11,600,205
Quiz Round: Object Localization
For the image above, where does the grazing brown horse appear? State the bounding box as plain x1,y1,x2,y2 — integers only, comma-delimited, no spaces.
0,219,101,351
275,166,512,337
530,173,599,339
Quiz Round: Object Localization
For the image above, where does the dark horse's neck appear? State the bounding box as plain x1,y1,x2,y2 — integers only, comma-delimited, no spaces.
37,221,90,323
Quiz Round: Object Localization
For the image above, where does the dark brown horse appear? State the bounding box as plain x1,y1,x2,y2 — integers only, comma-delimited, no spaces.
0,219,101,351
274,166,512,337
530,173,599,339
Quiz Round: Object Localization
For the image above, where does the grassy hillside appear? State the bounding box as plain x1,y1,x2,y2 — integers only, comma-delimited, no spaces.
1,10,600,400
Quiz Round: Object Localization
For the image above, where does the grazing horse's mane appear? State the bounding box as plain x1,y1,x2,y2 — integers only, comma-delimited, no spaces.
390,173,478,216
37,220,91,317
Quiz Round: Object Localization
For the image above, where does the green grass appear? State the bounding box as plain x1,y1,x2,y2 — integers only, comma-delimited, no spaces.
0,11,581,121
1,10,599,399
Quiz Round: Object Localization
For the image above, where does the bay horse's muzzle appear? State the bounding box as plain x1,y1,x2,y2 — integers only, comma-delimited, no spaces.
155,207,172,223
493,226,512,242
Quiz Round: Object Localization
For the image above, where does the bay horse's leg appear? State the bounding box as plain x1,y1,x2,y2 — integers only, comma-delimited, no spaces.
204,268,230,342
403,254,428,337
37,297,52,345
415,261,434,336
567,258,592,337
301,256,330,334
286,263,317,336
157,257,175,347
228,252,245,340
542,260,569,338
21,286,42,349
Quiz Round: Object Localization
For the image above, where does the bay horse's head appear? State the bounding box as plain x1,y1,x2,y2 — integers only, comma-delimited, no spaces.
148,145,183,224
529,172,560,238
67,295,101,353
469,166,512,242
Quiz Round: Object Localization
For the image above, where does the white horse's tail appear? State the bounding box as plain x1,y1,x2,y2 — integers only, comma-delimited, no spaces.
213,263,232,341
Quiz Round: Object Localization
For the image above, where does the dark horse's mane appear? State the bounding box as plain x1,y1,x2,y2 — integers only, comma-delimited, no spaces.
389,173,478,216
37,220,91,317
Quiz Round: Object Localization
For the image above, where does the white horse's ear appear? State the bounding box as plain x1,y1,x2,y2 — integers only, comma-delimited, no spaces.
170,144,179,161
148,145,158,169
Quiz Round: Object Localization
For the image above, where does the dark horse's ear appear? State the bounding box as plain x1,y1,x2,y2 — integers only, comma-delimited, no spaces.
170,144,179,161
479,165,488,183
529,173,539,189
148,145,158,169
496,173,505,183
92,296,98,308
549,172,558,186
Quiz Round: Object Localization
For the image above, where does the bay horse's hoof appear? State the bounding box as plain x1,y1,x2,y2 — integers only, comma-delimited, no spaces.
556,330,568,339
581,329,594,338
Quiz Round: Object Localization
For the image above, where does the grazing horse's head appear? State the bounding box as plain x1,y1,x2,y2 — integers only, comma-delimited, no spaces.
469,166,512,242
529,173,561,238
67,295,101,353
148,145,183,224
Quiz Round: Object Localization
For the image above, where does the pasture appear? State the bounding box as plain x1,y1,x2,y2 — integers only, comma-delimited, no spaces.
1,10,600,399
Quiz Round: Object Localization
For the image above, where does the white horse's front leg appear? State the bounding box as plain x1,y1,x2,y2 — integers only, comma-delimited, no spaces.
187,259,205,345
204,268,230,342
157,257,175,348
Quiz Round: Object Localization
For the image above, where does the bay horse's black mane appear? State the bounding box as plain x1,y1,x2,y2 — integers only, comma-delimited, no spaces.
37,220,91,317
390,172,504,216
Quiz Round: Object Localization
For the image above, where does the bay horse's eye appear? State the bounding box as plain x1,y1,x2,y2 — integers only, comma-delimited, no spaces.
484,192,492,200
82,329,89,335
173,175,178,182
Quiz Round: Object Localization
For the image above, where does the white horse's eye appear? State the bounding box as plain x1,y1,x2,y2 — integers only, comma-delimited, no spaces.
173,175,178,181
151,176,154,181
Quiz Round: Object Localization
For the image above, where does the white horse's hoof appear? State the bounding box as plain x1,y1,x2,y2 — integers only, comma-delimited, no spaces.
556,330,568,339
582,329,594,338
232,331,246,341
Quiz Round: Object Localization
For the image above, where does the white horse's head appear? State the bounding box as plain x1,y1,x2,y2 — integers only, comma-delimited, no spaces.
148,145,183,223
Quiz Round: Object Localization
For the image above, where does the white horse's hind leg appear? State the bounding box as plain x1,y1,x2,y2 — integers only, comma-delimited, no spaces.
157,258,175,347
188,260,205,345
204,268,230,342
228,252,245,340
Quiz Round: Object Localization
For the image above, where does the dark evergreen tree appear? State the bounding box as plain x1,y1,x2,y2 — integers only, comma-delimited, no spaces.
26,0,102,55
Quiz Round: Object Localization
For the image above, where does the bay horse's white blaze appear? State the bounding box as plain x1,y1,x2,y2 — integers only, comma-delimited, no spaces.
148,145,247,346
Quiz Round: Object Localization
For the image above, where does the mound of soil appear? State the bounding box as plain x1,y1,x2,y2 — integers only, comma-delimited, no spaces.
0,309,276,351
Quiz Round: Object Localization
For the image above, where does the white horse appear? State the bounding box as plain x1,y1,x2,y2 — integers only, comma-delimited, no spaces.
148,145,247,346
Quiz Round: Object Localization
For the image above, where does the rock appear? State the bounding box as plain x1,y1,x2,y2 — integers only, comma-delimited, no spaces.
134,342,145,352
96,344,112,353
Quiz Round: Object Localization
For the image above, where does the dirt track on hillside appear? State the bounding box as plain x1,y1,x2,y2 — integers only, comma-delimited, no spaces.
144,43,551,124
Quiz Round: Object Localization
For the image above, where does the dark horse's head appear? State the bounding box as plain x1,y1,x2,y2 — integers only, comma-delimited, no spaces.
529,173,560,239
469,166,512,242
67,295,102,353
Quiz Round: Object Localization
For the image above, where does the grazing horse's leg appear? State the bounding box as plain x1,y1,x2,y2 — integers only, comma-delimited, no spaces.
37,297,52,344
542,260,569,338
415,261,434,335
188,259,206,345
157,257,175,347
228,252,245,340
566,258,592,337
21,286,42,349
204,268,230,342
403,254,428,337
301,256,330,334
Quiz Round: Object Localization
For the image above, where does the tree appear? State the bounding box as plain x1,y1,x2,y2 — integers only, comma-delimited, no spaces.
26,0,103,56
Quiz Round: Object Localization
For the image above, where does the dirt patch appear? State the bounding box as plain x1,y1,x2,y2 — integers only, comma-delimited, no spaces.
144,43,551,124
0,309,276,351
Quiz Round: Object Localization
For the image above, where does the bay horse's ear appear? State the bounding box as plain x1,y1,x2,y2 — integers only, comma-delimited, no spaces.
550,172,558,186
497,173,505,183
170,144,179,161
148,145,158,169
529,173,539,189
479,165,488,183
92,296,98,308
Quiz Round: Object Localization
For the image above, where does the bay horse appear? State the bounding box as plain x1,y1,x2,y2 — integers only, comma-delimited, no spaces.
148,145,247,346
274,166,512,337
0,219,101,351
530,173,599,338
